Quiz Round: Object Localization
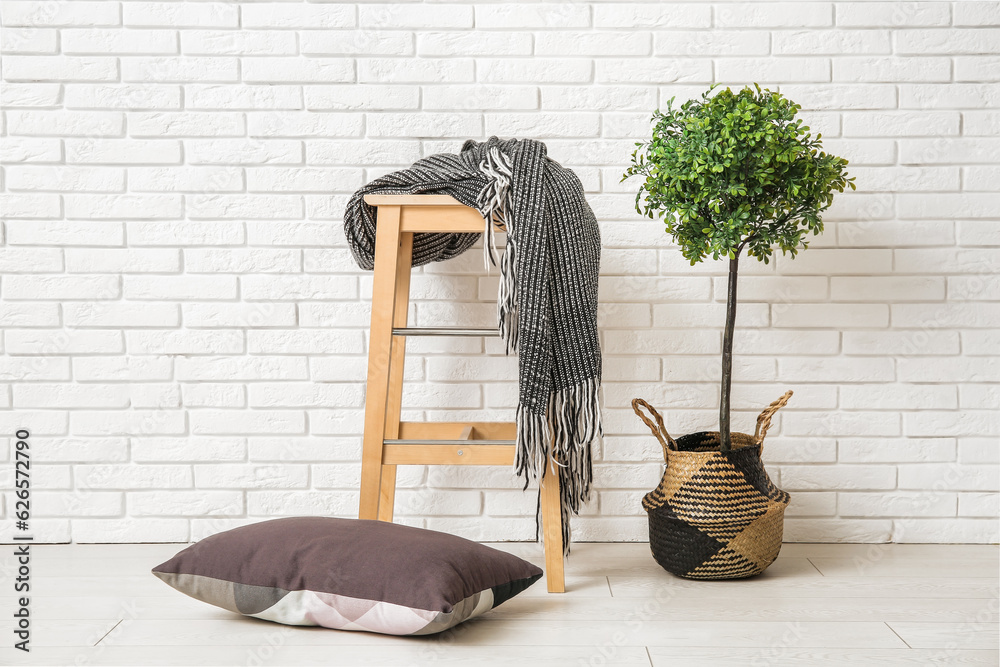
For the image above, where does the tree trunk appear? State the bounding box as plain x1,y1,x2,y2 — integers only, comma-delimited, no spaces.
719,254,740,451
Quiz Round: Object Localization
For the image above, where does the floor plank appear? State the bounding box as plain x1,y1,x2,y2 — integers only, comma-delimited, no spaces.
888,621,1000,650
808,557,1000,578
646,647,1000,666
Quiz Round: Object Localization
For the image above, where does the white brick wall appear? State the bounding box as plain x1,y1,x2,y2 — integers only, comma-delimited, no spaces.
0,1,997,545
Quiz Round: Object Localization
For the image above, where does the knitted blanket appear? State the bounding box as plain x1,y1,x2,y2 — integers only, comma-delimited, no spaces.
344,137,602,550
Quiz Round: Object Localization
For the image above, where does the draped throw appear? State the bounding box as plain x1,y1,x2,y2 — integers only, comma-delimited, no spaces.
344,137,603,551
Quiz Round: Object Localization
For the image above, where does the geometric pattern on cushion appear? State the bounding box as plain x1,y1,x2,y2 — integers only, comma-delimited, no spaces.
152,517,542,635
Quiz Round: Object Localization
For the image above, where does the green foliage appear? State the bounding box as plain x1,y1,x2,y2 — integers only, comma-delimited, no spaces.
623,84,854,265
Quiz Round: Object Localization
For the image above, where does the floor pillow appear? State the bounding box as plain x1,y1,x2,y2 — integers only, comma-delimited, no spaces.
152,516,543,635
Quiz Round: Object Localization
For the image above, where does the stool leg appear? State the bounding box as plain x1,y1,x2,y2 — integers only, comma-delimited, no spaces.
359,205,403,521
540,469,566,593
378,232,413,522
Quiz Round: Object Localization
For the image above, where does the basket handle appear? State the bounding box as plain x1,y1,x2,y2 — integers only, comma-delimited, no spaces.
754,390,794,445
631,398,677,459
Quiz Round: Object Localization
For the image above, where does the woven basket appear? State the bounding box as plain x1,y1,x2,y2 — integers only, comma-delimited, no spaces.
632,392,792,580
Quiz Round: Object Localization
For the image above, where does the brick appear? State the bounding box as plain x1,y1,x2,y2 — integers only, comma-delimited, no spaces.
0,247,62,272
773,304,889,329
71,410,185,436
476,4,590,28
535,32,651,57
184,302,297,329
477,58,591,83
717,3,833,28
191,411,306,436
899,357,1000,383
64,302,179,328
894,519,999,544
773,30,890,55
1,27,58,53
900,84,1000,109
837,2,950,27
955,56,1000,82
7,109,122,136
718,58,831,83
839,492,956,517
960,438,999,464
249,383,362,409
894,303,1000,330
960,385,1000,410
126,330,243,355
306,84,420,111
128,221,243,246
958,494,998,517
188,195,303,219
181,30,297,55
132,437,246,462
395,490,482,517
122,56,237,82
73,356,172,382
778,357,895,383
1,1,121,27
839,438,956,463
778,84,897,110
905,411,999,437
4,275,119,301
785,492,837,516
176,356,308,381
129,491,243,516
65,84,181,110
367,113,481,138
248,491,355,516
243,57,352,84
130,166,243,192
423,85,538,111
896,28,1000,55
0,137,62,164
186,84,302,110
842,385,957,411
831,276,945,302
834,57,950,83
14,384,128,409
124,275,237,300
842,111,959,137
956,2,1000,26
604,329,720,355
596,59,712,84
837,221,955,248
63,28,176,54
195,464,308,488
417,32,528,57
186,248,299,273
67,139,181,164
899,464,999,491
74,519,188,542
0,303,61,328
124,3,237,28
895,248,998,275
181,384,246,409
0,82,62,106
780,464,896,491
6,166,124,192
962,330,1000,356
359,58,472,83
74,464,191,489
34,491,123,517
129,111,245,137
66,194,182,219
843,330,959,356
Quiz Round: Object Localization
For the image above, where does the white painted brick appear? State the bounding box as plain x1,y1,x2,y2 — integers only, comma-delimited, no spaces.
779,357,895,384
130,166,242,193
899,464,999,492
366,113,482,138
718,58,831,83
186,84,302,110
0,247,63,272
596,59,712,85
71,410,185,436
1,26,58,53
964,110,1000,136
132,437,246,462
838,2,950,27
1,1,121,27
181,384,246,409
74,519,188,543
126,330,243,355
718,3,833,28
4,275,119,301
122,56,237,82
33,491,123,517
67,139,181,165
241,3,353,29
778,84,897,110
73,356,172,382
894,519,999,544
359,58,472,84
0,138,62,164
773,304,889,329
423,85,538,111
833,57,950,83
900,83,1000,109
129,111,244,137
780,465,896,491
896,28,1000,55
843,330,959,356
418,31,528,57
191,411,306,436
15,383,128,410
956,2,1000,26
63,28,177,54
360,4,471,29
785,492,837,517
66,194,182,220
64,302,179,328
0,82,62,106
962,330,1000,356
74,464,192,489
128,221,244,245
188,194,303,219
773,30,890,55
536,32,650,56
248,383,362,409
65,84,181,110
181,30,297,56
842,385,957,411
839,492,956,518
306,85,419,111
958,493,999,518
839,438,956,463
0,303,61,328
302,31,413,57
899,357,1000,384
124,275,237,300
842,111,958,137
195,464,308,488
476,4,589,29
831,276,945,302
6,166,124,192
129,491,243,516
905,411,999,438
124,3,237,28
955,56,1000,82
243,57,353,84
129,383,180,409
176,356,308,381
477,58,591,84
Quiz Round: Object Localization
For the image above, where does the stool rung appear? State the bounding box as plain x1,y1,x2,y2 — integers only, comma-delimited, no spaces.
384,439,515,446
392,327,498,337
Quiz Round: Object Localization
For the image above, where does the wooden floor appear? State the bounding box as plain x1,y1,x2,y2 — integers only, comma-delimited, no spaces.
2,542,998,666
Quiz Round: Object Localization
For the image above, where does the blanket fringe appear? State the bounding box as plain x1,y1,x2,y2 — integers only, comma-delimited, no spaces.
516,377,602,554
476,146,519,353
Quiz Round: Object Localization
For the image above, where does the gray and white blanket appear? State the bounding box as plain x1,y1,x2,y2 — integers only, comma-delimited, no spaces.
344,137,602,550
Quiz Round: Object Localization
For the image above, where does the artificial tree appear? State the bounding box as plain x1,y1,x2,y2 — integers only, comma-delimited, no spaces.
624,84,854,451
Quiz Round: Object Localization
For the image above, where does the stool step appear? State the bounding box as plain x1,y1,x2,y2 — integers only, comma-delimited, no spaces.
384,439,515,446
392,327,498,337
383,443,516,466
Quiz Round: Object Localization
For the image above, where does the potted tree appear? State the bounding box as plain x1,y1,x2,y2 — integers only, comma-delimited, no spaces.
623,84,853,579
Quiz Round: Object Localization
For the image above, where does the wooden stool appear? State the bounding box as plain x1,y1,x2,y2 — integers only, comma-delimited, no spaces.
357,194,565,593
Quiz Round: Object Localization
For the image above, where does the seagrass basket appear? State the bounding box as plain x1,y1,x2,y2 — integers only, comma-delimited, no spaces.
632,391,792,580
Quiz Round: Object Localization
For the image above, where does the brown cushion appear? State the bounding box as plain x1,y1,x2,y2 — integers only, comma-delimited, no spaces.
152,517,542,635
